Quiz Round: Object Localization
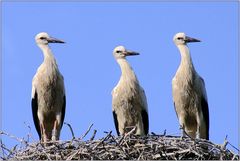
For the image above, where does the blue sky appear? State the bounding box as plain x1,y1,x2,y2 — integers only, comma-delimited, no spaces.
1,1,239,153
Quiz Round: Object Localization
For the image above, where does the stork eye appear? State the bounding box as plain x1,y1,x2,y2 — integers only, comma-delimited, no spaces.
116,50,121,53
177,37,183,40
40,37,45,40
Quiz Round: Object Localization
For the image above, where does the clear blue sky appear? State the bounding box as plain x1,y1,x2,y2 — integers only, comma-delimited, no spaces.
1,1,239,153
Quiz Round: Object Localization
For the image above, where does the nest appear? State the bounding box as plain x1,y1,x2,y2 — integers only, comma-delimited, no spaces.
1,127,239,160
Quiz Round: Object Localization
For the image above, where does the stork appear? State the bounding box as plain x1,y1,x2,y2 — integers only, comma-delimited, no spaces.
112,46,149,136
172,32,209,140
32,32,66,142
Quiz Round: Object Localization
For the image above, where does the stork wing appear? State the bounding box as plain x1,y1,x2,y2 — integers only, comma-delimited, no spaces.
199,77,209,139
201,96,209,139
141,109,149,135
60,95,66,129
112,88,120,136
200,77,208,101
31,87,41,140
140,88,149,135
112,110,120,136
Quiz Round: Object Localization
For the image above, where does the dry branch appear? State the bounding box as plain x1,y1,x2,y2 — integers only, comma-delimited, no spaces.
0,129,239,160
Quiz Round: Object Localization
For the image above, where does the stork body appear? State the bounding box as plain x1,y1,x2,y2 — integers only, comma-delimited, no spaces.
112,46,149,136
32,32,66,142
172,33,209,140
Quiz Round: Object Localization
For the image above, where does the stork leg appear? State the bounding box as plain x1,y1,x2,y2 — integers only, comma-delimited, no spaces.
40,123,44,142
136,121,142,135
180,124,196,140
52,115,62,141
40,123,50,142
52,120,59,141
196,111,202,139
180,124,186,139
196,126,201,139
178,116,187,139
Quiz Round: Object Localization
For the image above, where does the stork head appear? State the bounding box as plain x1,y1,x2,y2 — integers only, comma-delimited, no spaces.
113,46,139,59
35,32,65,45
173,32,200,45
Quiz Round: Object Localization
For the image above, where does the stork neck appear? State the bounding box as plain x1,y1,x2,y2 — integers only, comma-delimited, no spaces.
117,58,138,82
177,44,195,74
38,44,58,70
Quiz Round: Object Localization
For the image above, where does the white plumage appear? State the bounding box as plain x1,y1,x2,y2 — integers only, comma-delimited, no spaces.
32,32,66,142
172,32,209,140
112,46,149,136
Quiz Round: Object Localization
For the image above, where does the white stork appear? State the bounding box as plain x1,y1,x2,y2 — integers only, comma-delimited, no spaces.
172,32,209,140
112,46,149,136
32,32,66,142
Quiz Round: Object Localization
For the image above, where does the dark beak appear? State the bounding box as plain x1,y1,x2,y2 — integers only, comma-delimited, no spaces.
185,36,201,43
47,37,65,43
124,50,140,56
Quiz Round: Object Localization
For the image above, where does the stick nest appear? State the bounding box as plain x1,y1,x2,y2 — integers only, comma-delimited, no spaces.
1,130,239,160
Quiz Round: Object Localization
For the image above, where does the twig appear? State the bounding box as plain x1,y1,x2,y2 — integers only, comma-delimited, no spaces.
0,131,28,146
64,122,75,140
24,122,37,143
0,139,5,159
119,127,136,145
90,130,97,141
228,141,240,153
80,124,94,140
221,136,228,151
93,131,112,150
0,129,239,160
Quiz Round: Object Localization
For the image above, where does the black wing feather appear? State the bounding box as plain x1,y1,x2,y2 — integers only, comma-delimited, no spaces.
113,111,120,136
201,97,209,140
31,91,41,140
141,110,149,135
60,95,66,129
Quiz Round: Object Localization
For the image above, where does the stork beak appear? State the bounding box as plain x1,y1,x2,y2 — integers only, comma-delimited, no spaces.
185,36,201,43
47,37,65,43
124,50,140,56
